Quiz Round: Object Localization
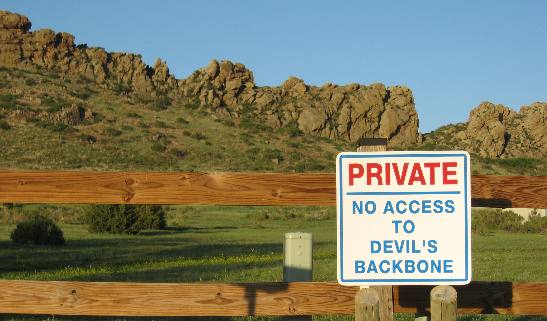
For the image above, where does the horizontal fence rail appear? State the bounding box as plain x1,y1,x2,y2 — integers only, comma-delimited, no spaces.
0,281,545,316
0,171,545,208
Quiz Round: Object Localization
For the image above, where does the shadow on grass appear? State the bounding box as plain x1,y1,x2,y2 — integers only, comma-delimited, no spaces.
0,238,285,277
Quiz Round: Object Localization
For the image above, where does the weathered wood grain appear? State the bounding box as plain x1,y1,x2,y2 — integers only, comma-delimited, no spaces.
0,281,545,316
430,286,457,321
470,175,547,208
355,288,380,321
0,171,545,208
0,171,336,206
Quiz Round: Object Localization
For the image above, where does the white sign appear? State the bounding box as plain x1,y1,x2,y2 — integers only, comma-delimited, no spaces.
336,151,471,286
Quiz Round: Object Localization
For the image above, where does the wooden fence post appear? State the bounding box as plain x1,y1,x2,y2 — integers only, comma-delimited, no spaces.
354,138,394,321
355,287,380,321
430,285,457,321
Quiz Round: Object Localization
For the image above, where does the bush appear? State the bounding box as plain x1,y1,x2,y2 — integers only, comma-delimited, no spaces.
138,121,150,128
0,119,10,130
151,142,167,152
112,82,131,95
0,93,18,106
126,112,142,118
104,127,122,137
151,96,171,111
472,208,524,233
133,205,166,230
294,158,326,172
154,120,168,128
79,134,97,144
285,121,303,137
85,205,166,234
176,117,189,125
171,148,188,159
522,209,547,233
10,215,65,245
31,119,70,132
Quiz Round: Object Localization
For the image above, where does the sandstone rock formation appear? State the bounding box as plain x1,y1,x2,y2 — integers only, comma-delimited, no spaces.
464,102,547,158
426,101,546,158
0,10,422,147
466,102,514,157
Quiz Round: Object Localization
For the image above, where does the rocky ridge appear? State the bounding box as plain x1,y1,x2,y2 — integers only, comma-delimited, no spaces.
2,10,545,158
0,10,421,147
424,102,546,158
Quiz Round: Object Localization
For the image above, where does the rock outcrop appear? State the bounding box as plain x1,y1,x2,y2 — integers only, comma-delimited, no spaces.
1,9,421,146
464,102,547,157
8,104,93,126
465,102,514,157
179,60,421,146
426,102,546,158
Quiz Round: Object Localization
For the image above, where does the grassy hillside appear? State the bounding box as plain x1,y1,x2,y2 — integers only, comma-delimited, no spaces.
0,66,545,176
0,67,350,172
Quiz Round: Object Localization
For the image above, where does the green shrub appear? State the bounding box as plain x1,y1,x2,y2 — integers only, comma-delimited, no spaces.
294,158,326,172
79,134,97,143
32,120,70,132
71,88,95,100
154,120,168,128
151,96,171,111
247,147,284,166
25,78,38,86
285,121,303,137
133,205,166,230
472,208,524,233
137,121,150,128
192,132,207,140
182,130,207,140
104,127,122,137
112,82,131,95
10,215,65,245
522,209,547,233
85,205,137,234
151,142,167,152
0,93,17,105
85,205,166,234
171,148,188,159
126,112,142,118
176,117,189,125
0,119,10,130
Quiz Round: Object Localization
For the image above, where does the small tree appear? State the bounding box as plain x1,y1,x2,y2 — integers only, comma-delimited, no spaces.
85,205,166,234
11,215,65,245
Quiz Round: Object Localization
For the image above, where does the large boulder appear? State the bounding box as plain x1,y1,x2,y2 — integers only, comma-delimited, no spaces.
0,10,31,30
466,102,514,157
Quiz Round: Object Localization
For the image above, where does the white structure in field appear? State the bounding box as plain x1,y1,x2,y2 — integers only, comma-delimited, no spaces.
503,208,546,219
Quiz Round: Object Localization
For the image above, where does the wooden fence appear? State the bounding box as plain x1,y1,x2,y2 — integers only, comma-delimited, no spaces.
0,170,546,318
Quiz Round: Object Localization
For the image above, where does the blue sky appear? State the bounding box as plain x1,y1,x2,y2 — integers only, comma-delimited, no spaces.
3,0,546,132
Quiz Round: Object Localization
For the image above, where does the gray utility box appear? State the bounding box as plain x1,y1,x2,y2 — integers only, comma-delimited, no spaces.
283,232,313,282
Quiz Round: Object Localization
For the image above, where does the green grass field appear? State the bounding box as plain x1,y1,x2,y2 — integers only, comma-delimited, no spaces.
0,206,546,321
